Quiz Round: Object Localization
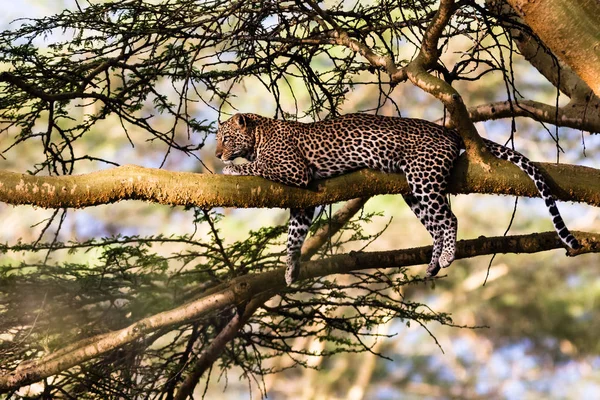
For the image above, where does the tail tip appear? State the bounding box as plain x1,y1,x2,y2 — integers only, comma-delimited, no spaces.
568,237,581,250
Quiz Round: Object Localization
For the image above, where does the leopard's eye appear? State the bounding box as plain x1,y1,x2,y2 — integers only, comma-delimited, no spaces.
222,136,229,145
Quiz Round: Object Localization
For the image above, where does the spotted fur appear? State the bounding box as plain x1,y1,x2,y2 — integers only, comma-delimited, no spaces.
216,113,580,285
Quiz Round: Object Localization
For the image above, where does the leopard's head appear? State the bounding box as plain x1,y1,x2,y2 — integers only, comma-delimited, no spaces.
215,114,256,163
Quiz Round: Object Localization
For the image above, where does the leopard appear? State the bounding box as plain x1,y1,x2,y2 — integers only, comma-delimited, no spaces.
215,113,580,286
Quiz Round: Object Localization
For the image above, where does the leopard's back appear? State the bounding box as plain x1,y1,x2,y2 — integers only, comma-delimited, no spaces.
296,114,462,179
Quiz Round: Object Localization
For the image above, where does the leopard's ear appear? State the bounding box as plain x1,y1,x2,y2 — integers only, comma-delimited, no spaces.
233,113,246,128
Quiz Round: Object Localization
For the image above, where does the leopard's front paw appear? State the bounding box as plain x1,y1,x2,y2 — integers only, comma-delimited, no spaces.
222,164,241,176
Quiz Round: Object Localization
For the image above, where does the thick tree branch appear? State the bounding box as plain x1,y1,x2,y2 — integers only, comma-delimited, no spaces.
416,0,456,67
404,0,491,166
485,0,591,100
301,197,369,261
2,230,599,392
487,0,594,101
503,0,600,98
1,159,598,210
173,293,270,400
434,99,600,133
485,0,600,132
1,1,598,396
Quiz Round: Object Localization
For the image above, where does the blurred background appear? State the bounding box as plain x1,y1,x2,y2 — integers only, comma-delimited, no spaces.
1,1,599,399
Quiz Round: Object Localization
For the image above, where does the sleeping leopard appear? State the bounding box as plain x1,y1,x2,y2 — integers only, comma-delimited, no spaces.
215,113,580,285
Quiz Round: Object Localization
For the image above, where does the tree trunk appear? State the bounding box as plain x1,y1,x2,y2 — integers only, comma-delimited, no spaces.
505,0,600,97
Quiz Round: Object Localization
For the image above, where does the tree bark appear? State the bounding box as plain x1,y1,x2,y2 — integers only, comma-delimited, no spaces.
504,0,600,97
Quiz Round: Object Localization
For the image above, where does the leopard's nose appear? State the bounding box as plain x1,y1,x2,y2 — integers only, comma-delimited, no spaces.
215,150,223,159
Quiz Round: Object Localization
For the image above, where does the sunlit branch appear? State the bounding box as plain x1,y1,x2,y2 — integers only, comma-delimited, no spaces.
433,100,600,133
503,0,600,97
1,157,598,211
405,0,491,166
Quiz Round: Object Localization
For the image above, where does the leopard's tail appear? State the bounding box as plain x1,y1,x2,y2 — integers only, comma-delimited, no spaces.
483,138,580,250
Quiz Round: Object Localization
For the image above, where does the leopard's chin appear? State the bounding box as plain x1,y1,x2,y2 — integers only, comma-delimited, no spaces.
222,160,233,165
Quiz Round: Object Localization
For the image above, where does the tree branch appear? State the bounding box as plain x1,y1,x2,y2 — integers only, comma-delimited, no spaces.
484,0,600,131
172,293,270,400
403,0,491,167
1,159,598,210
486,0,593,101
0,72,114,104
433,99,600,133
301,197,369,261
465,100,600,133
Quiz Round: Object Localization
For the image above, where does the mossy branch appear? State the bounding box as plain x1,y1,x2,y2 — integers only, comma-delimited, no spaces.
0,159,599,210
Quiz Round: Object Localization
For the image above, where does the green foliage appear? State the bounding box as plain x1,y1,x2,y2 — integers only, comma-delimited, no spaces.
0,208,456,397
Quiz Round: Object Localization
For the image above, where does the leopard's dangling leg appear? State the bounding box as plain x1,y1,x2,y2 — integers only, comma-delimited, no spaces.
404,166,458,276
403,193,443,276
413,191,457,273
286,207,315,285
431,193,458,269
